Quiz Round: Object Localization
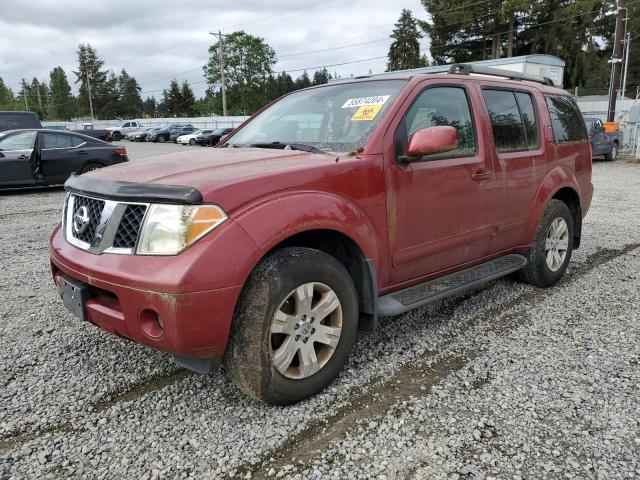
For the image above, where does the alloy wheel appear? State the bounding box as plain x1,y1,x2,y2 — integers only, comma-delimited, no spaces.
545,217,569,272
270,282,342,379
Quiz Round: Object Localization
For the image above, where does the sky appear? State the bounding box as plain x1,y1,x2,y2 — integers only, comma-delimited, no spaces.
0,0,430,99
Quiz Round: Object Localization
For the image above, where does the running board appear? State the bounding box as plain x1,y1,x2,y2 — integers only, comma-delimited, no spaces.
378,254,527,317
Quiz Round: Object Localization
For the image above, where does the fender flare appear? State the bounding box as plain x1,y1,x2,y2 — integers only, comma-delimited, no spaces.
526,166,582,243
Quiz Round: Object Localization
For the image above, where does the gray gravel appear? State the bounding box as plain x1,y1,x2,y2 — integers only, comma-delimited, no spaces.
1,153,639,480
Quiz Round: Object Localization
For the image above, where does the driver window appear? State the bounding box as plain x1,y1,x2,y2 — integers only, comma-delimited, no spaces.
395,86,476,160
0,131,37,151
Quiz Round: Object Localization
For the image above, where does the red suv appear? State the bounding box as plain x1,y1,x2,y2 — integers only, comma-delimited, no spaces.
50,65,593,404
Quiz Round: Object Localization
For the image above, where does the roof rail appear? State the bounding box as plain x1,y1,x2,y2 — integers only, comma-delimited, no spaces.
447,63,555,87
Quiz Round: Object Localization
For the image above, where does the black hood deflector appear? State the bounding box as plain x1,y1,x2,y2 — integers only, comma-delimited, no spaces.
64,174,203,204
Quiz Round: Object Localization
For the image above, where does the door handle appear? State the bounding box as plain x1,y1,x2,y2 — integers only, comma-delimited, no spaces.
17,154,29,160
78,150,88,155
472,167,491,181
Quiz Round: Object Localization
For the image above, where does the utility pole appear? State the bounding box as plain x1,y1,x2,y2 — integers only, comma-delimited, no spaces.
209,31,228,117
86,71,95,120
22,80,28,110
607,0,626,122
620,33,631,117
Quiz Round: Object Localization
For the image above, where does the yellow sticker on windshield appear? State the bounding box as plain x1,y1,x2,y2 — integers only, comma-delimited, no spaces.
351,104,382,121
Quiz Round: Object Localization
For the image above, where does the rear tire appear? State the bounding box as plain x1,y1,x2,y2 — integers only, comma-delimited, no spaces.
223,247,358,405
519,199,574,287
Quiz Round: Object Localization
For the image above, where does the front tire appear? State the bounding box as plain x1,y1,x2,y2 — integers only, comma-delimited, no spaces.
189,139,196,145
158,136,166,143
224,247,358,405
112,132,122,141
519,199,574,287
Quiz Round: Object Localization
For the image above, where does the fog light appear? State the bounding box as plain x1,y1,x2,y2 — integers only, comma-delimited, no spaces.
139,308,163,338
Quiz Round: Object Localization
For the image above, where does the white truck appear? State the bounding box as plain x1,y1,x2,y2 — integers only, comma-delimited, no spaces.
108,121,144,141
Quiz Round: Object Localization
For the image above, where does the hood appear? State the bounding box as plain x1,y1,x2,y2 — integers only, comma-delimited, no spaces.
83,147,347,212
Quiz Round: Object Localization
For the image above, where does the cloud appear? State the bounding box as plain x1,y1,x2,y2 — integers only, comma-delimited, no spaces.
0,0,429,98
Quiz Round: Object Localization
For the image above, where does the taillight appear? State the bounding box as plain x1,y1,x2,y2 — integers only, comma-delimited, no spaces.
115,148,127,156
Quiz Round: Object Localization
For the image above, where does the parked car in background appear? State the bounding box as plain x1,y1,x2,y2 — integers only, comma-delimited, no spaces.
195,127,234,146
0,111,42,132
50,65,593,404
177,129,212,145
108,121,144,141
584,117,621,161
45,125,69,131
169,126,198,142
72,123,111,142
130,127,158,142
0,129,128,188
146,127,171,143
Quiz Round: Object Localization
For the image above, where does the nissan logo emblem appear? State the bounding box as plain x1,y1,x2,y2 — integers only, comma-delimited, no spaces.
73,206,90,235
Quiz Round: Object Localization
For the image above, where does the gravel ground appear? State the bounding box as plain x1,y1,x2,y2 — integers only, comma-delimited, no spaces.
0,152,639,480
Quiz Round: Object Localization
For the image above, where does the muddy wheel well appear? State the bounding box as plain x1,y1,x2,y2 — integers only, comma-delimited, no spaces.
274,229,377,331
553,187,582,249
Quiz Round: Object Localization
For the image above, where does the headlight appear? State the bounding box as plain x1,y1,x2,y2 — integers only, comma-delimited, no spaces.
136,204,227,255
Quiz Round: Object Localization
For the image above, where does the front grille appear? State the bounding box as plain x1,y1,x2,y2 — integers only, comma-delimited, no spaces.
72,196,105,245
113,204,147,249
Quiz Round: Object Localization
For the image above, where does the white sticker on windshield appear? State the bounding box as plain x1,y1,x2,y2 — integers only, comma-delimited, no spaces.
341,95,390,108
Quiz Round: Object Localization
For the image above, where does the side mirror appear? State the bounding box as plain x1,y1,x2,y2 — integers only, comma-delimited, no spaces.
405,126,458,160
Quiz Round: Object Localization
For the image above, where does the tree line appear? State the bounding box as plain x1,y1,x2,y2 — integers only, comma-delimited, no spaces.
1,0,637,120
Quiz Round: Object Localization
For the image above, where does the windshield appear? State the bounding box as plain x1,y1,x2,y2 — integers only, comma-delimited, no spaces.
227,79,407,153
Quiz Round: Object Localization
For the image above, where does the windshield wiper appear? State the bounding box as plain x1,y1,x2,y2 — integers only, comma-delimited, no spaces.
249,141,327,155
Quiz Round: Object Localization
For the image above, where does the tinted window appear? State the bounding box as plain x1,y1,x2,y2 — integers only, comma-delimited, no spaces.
397,86,476,160
71,136,85,147
42,132,74,149
483,90,526,152
0,113,40,131
0,131,37,150
545,95,588,142
515,92,539,148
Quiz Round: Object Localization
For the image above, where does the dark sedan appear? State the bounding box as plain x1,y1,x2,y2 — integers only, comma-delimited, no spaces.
132,127,159,142
195,127,235,146
0,129,128,188
147,127,171,143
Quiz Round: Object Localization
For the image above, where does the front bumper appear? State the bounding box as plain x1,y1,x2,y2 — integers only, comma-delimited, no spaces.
49,220,256,360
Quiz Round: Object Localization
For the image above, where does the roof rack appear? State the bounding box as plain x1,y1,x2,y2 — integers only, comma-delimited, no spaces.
447,63,555,87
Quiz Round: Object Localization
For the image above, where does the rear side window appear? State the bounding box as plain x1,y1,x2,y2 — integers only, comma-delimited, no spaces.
42,132,74,149
482,89,539,152
545,95,588,142
483,90,526,152
396,86,477,160
515,92,539,149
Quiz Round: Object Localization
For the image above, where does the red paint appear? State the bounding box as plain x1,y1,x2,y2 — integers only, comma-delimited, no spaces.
49,73,592,361
406,126,458,157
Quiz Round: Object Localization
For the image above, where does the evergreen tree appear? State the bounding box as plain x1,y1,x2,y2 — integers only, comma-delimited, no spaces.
117,69,143,118
49,67,74,120
276,71,295,96
142,96,157,117
161,79,182,117
387,9,427,71
312,68,332,85
179,81,196,116
0,77,16,110
74,43,108,118
295,71,312,89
